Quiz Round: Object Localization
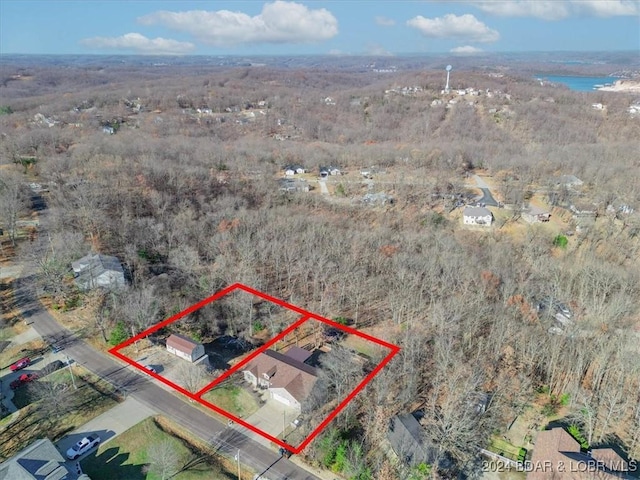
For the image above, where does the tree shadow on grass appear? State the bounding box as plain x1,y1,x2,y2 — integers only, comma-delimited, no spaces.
81,446,145,480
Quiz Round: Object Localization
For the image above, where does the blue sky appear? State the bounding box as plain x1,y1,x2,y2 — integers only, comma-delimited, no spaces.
1,1,638,55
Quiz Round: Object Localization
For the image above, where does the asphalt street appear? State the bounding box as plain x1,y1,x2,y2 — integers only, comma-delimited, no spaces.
14,275,320,480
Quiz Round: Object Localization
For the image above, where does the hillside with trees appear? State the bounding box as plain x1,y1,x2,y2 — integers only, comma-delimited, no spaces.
1,55,639,478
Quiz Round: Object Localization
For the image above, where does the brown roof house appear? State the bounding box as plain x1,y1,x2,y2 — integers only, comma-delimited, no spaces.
527,427,631,480
166,334,205,363
243,347,317,410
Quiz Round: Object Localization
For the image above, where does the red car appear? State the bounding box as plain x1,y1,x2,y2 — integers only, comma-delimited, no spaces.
10,373,37,389
10,357,30,371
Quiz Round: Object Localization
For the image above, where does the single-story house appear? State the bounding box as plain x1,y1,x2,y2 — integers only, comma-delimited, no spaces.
463,206,493,226
243,347,317,410
279,178,310,193
556,175,584,188
319,166,341,177
528,427,630,480
0,438,77,480
71,253,125,291
522,205,551,224
166,333,205,363
283,164,306,175
387,413,442,468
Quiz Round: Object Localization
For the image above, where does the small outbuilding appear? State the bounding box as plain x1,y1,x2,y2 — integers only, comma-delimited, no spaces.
166,334,205,363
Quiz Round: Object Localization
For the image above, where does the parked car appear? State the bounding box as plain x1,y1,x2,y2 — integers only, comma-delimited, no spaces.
144,365,157,374
40,360,65,376
10,373,37,389
10,357,30,371
66,435,101,460
51,344,64,353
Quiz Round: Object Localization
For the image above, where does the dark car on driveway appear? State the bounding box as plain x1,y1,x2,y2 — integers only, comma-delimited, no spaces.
10,373,37,389
40,360,65,376
10,357,30,371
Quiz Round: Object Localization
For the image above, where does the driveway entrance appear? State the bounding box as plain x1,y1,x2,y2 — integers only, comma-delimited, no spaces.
243,397,299,446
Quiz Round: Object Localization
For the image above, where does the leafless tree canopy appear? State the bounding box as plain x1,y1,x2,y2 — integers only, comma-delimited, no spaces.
3,55,640,476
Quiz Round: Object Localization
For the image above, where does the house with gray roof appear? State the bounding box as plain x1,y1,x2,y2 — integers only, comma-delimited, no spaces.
463,206,493,226
522,205,551,224
556,175,584,188
387,413,438,467
71,253,125,291
0,438,90,480
243,347,317,410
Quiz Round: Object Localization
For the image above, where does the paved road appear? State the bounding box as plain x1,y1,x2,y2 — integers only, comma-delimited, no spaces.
317,179,329,195
13,275,319,480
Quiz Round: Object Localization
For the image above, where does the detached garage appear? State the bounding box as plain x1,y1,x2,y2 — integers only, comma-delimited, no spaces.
166,334,205,363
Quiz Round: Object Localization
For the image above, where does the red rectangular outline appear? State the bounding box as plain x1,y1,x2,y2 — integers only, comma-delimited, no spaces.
109,283,400,453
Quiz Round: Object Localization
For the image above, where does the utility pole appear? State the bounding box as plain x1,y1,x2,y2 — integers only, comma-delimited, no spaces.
283,410,286,439
66,355,77,390
235,449,241,480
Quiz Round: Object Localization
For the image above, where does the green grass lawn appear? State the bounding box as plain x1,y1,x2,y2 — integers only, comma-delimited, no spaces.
489,437,526,462
81,417,233,480
202,384,259,419
0,366,118,461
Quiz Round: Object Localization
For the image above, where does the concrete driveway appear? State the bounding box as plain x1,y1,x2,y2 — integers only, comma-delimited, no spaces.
1,331,71,414
55,396,157,461
244,399,299,446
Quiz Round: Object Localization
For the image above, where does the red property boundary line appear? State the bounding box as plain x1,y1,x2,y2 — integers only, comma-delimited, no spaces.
109,283,400,453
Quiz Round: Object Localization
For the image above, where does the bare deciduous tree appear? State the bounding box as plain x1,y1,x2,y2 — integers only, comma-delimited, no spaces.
146,439,181,480
175,362,208,394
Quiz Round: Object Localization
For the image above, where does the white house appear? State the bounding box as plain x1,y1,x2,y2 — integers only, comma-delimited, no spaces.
243,348,317,410
71,253,125,291
463,206,493,226
166,334,205,363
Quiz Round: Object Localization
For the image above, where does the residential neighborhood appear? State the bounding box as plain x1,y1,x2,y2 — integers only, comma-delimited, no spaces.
1,28,640,480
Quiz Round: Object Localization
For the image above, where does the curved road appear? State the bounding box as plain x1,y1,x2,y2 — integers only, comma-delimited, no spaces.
12,191,319,480
15,275,318,480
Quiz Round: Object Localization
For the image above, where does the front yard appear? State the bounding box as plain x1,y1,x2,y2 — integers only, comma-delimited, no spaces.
0,366,119,461
202,383,260,419
82,416,236,480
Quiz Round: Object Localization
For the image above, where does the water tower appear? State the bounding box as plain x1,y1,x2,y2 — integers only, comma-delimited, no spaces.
445,65,452,93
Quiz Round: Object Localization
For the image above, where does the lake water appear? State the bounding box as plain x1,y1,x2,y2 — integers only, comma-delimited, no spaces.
535,75,616,92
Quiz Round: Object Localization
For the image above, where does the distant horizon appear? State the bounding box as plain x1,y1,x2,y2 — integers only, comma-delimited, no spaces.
2,49,638,57
2,1,638,56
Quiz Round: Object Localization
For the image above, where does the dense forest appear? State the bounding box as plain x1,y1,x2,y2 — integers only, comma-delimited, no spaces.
1,56,640,479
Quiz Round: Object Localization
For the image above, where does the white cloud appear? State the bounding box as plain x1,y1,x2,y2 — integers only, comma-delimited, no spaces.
375,16,396,26
138,1,338,46
81,33,195,54
450,45,484,54
468,1,639,20
407,14,499,43
573,0,640,17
